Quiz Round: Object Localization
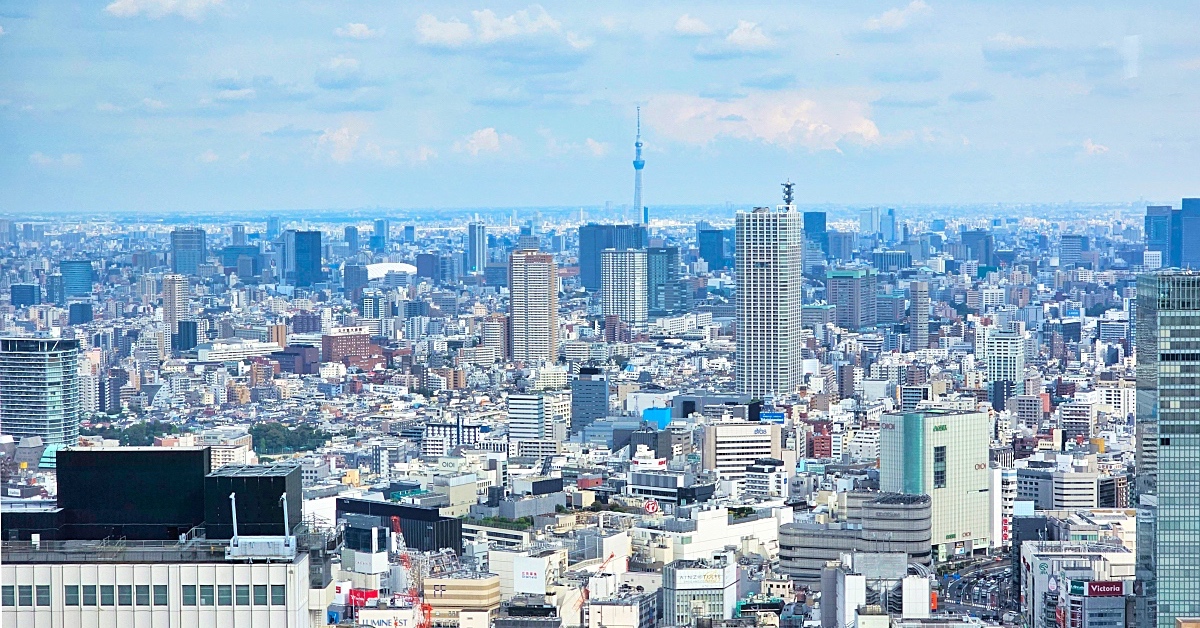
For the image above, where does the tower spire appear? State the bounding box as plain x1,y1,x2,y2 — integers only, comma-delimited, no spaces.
633,107,646,224
782,179,795,209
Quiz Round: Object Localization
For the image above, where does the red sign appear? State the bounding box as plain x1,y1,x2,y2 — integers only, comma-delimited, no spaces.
1086,581,1124,597
644,499,660,514
348,588,379,607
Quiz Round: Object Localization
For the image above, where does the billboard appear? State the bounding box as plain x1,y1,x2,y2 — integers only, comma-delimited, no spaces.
1069,580,1126,597
760,412,786,424
514,555,547,595
673,568,727,590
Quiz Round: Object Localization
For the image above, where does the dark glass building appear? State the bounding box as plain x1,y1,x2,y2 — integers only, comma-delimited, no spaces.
170,227,208,275
60,260,94,297
803,211,828,255
647,246,687,316
698,228,729,270
578,223,648,291
285,230,323,287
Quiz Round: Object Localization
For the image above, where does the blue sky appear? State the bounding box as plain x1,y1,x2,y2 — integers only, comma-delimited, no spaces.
1,1,1198,213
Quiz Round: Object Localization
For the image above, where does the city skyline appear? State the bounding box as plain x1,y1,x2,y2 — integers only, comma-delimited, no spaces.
3,2,1200,212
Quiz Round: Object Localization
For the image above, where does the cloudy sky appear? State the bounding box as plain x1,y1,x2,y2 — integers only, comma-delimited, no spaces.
1,1,1198,213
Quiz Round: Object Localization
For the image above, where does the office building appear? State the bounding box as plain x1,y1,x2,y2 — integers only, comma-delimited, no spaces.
826,267,877,331
662,556,739,626
984,329,1026,397
880,208,898,243
1135,270,1200,627
46,273,65,306
343,264,368,302
735,207,804,397
1060,235,1088,267
1145,205,1179,268
170,228,207,276
960,229,995,267
60,260,95,297
647,246,686,316
859,208,880,236
570,368,609,433
468,222,487,273
880,408,992,560
578,224,648,291
161,273,189,337
283,230,322,287
804,211,828,255
10,283,40,308
601,248,648,329
343,225,359,252
174,320,199,352
700,422,782,482
321,326,370,363
698,228,729,270
68,302,93,326
0,337,81,446
508,392,553,442
1180,198,1200,269
910,281,930,351
372,218,390,251
508,250,558,363
266,216,280,240
828,230,855,262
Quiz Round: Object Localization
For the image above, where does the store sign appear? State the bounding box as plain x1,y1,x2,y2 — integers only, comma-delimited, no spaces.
514,556,547,595
1086,581,1125,597
932,425,948,432
674,568,725,589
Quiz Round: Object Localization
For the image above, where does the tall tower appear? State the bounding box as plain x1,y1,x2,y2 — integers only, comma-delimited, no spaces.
0,337,81,446
162,273,189,336
468,222,487,274
910,281,930,351
601,248,648,328
508,250,558,364
735,191,804,398
633,107,646,224
170,227,207,276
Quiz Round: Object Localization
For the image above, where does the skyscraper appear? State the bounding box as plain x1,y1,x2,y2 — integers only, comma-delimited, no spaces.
344,225,359,253
170,228,207,275
879,208,898,243
826,267,878,331
344,264,369,302
698,229,729,270
984,328,1025,397
1135,270,1200,627
1179,198,1200,269
647,245,686,316
803,211,828,255
231,224,246,246
0,337,81,446
578,223,648,291
601,248,648,329
161,273,189,336
735,205,803,397
266,216,280,240
960,229,996,266
467,222,487,273
1059,234,1088,267
910,281,930,351
372,219,390,251
509,250,558,363
571,367,609,433
859,207,880,236
283,230,323,287
632,107,646,224
1145,205,1178,268
59,260,94,297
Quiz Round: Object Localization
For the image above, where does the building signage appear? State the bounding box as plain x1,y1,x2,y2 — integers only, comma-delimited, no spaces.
1085,581,1125,597
674,568,726,590
513,555,547,595
932,424,948,432
760,412,786,424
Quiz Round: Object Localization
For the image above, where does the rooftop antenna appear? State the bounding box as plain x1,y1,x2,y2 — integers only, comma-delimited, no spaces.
782,180,795,208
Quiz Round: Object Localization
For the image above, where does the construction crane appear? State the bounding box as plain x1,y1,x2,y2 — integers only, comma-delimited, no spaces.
390,516,433,628
575,552,618,625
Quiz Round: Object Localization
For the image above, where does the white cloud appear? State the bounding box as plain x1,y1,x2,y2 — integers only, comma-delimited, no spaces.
104,0,223,20
415,14,473,48
454,127,516,156
96,102,124,112
987,32,1037,49
1082,139,1109,155
0,26,6,36
473,6,559,43
318,126,360,163
409,146,438,163
198,150,219,163
1180,58,1200,71
30,152,82,167
864,1,931,33
674,14,712,36
215,88,254,101
643,91,881,151
335,23,380,40
585,138,609,157
725,20,773,50
142,97,166,110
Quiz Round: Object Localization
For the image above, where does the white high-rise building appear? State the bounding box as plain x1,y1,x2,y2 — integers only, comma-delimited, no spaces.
910,281,929,351
735,207,803,397
984,329,1025,396
508,250,558,363
162,273,189,336
507,392,551,442
601,248,648,328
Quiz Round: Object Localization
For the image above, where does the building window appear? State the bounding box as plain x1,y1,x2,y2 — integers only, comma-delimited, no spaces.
236,585,251,606
933,445,947,489
65,585,80,606
199,585,214,606
153,585,168,606
82,585,97,606
254,585,268,605
100,585,115,606
36,585,49,607
218,585,233,606
271,585,285,606
1,586,12,607
17,586,32,607
118,585,133,606
137,585,151,606
182,585,197,606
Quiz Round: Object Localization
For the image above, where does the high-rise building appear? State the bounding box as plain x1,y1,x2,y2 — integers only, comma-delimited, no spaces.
265,216,280,240
735,206,803,397
1135,270,1200,627
698,229,729,270
960,229,996,267
60,260,94,297
10,284,40,308
803,211,828,255
508,250,558,363
170,228,207,275
0,337,81,446
161,274,189,337
344,225,359,253
571,367,609,433
468,222,487,273
880,208,898,243
826,267,878,331
231,224,246,246
984,329,1026,397
859,207,880,236
578,224,648,291
403,225,415,243
507,392,552,442
910,281,929,351
880,408,991,561
1060,234,1088,267
372,219,390,251
343,264,369,302
1145,205,1179,268
46,273,65,306
283,230,323,287
601,248,648,329
647,246,686,316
